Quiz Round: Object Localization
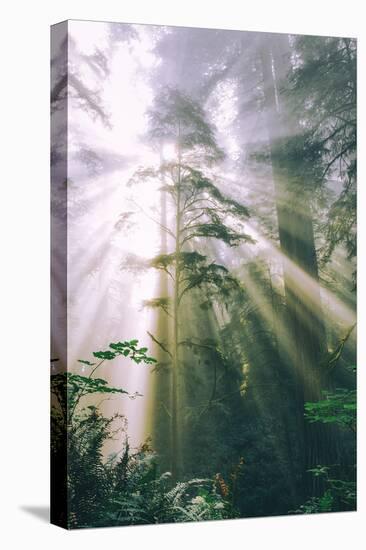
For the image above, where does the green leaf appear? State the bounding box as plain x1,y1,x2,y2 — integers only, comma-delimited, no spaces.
93,350,116,360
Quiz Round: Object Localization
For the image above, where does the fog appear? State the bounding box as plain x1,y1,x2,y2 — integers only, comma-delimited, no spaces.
51,20,356,525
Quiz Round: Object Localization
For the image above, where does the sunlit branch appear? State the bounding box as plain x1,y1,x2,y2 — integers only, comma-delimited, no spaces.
184,196,218,212
147,331,173,358
178,279,205,304
180,233,199,247
128,198,175,239
157,266,175,281
324,322,356,371
69,358,107,421
181,214,206,233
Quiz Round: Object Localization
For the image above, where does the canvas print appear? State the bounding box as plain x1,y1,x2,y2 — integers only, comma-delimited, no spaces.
51,20,357,529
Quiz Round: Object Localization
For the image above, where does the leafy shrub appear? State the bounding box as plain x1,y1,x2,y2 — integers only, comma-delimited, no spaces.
104,440,233,527
305,388,356,432
51,340,234,528
294,373,356,515
293,466,356,514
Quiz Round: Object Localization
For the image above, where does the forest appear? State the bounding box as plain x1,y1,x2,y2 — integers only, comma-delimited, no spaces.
50,21,356,529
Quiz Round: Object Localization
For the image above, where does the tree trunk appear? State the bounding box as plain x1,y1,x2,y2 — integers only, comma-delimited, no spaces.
260,35,335,499
151,149,171,472
171,122,182,480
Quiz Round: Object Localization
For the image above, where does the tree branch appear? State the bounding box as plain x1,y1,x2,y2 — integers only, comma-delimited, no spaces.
147,331,173,358
129,198,175,238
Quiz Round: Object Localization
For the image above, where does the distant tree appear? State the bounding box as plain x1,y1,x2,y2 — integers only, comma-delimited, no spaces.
51,35,111,124
288,36,356,281
126,89,254,478
257,34,339,499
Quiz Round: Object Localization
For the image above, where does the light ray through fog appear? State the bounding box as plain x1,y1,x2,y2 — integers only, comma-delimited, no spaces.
245,222,356,329
203,215,356,403
65,20,356,455
67,22,162,449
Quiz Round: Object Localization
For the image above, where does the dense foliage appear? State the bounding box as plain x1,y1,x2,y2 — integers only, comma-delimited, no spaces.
51,343,236,528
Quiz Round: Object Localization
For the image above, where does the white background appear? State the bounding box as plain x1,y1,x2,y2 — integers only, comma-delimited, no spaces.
0,1,364,548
